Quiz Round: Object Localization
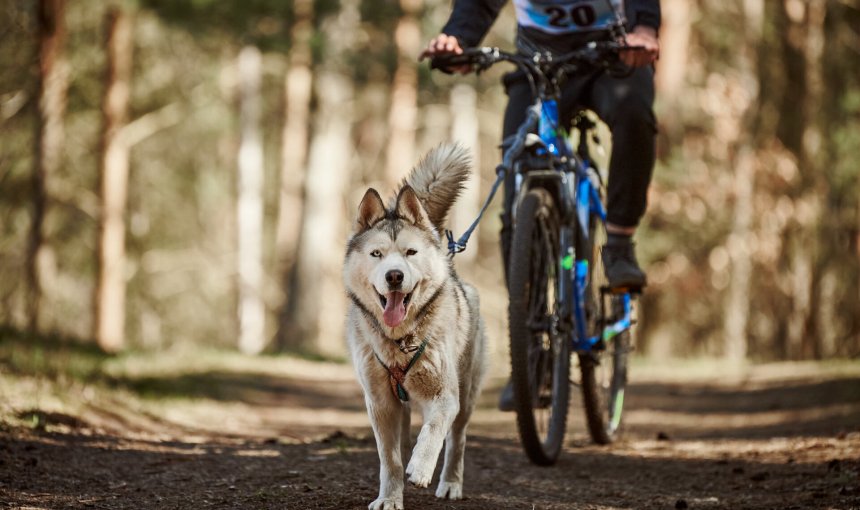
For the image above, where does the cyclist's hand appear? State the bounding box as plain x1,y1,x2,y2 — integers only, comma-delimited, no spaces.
419,34,471,74
620,26,659,67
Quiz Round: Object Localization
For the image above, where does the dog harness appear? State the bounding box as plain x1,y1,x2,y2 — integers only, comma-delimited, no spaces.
373,337,428,402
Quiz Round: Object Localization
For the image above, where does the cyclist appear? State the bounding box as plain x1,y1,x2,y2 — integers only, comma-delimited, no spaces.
420,0,660,292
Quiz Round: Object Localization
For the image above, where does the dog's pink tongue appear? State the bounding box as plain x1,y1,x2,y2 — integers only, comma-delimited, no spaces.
383,292,407,328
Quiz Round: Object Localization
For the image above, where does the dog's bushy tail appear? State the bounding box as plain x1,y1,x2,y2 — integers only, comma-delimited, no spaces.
398,143,471,232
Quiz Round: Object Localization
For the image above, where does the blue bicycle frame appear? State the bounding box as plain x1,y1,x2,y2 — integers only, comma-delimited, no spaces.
515,97,633,354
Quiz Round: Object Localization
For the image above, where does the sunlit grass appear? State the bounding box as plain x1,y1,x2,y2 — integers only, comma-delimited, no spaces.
2,325,858,440
629,355,860,384
0,326,359,435
0,328,352,430
0,326,108,383
0,325,351,387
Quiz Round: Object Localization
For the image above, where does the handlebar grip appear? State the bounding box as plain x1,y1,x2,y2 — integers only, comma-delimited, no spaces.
429,48,495,73
429,53,474,73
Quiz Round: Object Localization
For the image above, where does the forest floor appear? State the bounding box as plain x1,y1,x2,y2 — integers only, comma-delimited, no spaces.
1,332,859,509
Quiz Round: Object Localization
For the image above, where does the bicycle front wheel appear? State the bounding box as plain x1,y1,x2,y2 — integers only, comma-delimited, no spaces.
508,188,570,466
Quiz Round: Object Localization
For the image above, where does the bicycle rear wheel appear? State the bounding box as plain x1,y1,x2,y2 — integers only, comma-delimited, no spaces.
508,188,570,466
578,216,632,444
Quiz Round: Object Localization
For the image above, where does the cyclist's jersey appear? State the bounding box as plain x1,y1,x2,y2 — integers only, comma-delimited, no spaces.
441,0,659,50
514,0,625,35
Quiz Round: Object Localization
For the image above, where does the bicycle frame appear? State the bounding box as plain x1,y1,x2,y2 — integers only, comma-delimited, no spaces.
509,96,633,354
431,41,638,355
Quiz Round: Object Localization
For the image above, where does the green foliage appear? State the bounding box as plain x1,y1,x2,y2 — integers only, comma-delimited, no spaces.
0,326,110,383
138,0,293,51
137,0,346,53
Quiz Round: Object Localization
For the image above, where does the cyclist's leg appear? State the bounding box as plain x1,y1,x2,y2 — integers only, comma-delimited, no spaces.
587,66,656,230
584,66,656,288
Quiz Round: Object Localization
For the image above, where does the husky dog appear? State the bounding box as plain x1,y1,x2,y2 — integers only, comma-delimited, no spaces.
343,144,488,510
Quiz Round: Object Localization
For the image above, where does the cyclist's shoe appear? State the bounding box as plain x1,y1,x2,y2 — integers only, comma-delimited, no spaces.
498,379,515,412
602,239,647,291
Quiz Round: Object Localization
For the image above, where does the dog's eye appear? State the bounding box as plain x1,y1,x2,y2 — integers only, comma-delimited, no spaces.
370,249,382,258
405,249,418,256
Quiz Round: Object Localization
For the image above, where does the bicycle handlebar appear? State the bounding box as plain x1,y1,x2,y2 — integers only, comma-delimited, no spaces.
429,42,643,180
429,41,640,78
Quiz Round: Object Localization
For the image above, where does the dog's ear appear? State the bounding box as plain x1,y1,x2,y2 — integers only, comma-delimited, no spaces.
356,188,386,232
395,185,432,230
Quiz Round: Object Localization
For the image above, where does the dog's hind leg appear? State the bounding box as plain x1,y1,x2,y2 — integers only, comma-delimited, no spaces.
366,394,406,510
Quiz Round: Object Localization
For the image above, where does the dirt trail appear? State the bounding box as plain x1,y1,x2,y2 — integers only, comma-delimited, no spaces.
1,361,859,509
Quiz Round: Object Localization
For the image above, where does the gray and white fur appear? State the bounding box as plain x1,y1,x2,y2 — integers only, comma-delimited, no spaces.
343,143,488,510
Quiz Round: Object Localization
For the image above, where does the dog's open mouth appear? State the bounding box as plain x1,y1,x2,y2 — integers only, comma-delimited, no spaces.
378,291,412,328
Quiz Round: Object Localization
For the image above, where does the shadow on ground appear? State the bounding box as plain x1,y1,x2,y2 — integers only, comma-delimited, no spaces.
2,336,860,509
1,426,858,510
622,378,860,440
106,370,366,411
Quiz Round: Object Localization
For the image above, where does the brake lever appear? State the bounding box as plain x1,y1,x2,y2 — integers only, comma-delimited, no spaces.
474,57,493,75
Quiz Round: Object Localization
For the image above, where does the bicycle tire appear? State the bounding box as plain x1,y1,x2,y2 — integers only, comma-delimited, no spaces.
580,331,629,444
578,215,631,445
508,188,570,466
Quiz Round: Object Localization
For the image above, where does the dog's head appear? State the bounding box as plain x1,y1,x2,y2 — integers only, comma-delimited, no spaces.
343,185,448,330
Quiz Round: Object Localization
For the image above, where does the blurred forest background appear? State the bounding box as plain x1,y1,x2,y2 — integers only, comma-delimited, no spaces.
1,0,859,365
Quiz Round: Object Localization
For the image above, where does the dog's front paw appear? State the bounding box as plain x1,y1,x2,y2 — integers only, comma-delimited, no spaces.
405,458,433,488
368,497,403,510
435,481,463,500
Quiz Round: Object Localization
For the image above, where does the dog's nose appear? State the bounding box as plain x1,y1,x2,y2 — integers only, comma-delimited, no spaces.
385,270,404,288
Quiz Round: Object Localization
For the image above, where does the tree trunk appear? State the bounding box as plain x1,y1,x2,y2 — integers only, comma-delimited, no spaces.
274,0,314,350
383,0,422,187
28,0,68,333
817,268,837,357
236,46,267,355
94,7,132,353
654,0,691,101
724,147,754,361
653,0,691,149
283,0,360,356
783,0,827,359
786,239,812,358
722,0,763,362
802,0,826,360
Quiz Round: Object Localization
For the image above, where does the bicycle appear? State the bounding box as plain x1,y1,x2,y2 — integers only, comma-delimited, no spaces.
431,40,640,465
